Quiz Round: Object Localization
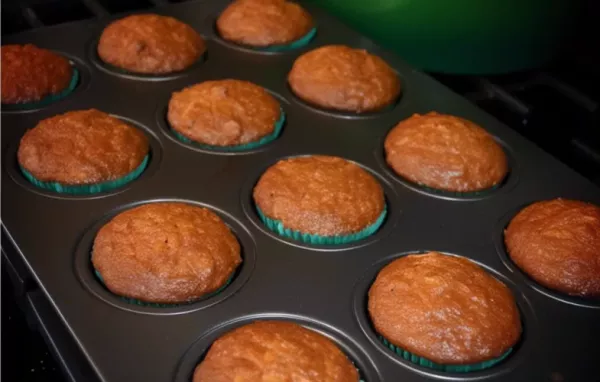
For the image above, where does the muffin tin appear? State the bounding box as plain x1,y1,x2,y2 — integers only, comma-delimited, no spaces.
2,1,600,381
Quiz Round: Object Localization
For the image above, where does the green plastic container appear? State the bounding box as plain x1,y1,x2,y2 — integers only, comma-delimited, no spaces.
309,0,578,74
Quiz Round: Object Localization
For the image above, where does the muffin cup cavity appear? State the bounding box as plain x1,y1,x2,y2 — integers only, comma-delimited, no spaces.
20,154,149,195
1,67,80,111
174,313,381,382
255,204,387,245
353,251,538,380
285,82,402,120
171,109,285,152
93,269,234,308
494,208,600,309
74,199,256,315
380,336,513,373
242,155,400,252
375,135,518,201
89,39,207,82
6,116,162,200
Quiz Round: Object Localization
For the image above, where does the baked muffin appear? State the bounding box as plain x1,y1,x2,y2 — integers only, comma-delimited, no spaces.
97,14,205,74
253,155,386,244
17,109,149,194
92,202,241,304
1,44,76,104
384,112,507,192
368,252,521,371
217,0,315,49
505,199,600,297
288,45,400,113
168,79,283,149
194,321,359,382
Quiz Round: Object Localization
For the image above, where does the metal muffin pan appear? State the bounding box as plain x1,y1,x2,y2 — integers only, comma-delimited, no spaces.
2,1,600,381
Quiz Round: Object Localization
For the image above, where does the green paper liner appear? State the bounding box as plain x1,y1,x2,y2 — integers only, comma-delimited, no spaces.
2,68,79,111
256,205,387,245
380,336,513,373
20,154,149,195
172,109,285,151
94,269,233,308
411,180,503,198
260,27,317,52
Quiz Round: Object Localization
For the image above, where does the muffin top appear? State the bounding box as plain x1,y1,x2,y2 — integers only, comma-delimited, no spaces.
368,252,521,365
97,14,205,74
18,109,149,185
288,45,400,113
168,79,281,146
217,0,313,47
1,44,73,104
194,321,359,382
384,112,508,192
92,203,241,304
253,155,385,236
505,199,600,297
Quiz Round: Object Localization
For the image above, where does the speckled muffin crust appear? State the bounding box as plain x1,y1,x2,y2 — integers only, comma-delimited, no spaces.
253,155,385,236
288,45,400,113
168,79,281,146
384,112,508,192
17,109,149,185
92,203,242,304
368,252,521,365
193,321,359,382
97,14,205,74
505,199,600,297
1,44,73,104
217,0,313,47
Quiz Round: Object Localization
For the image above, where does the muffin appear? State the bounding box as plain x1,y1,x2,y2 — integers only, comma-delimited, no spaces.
384,112,507,193
253,155,386,244
92,202,242,304
194,321,359,382
97,14,205,74
505,199,600,297
217,0,315,50
17,109,149,194
368,252,521,371
1,44,77,105
168,79,283,150
288,45,401,113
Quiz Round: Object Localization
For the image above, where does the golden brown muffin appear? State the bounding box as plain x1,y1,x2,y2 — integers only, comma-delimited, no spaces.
384,112,507,192
217,0,313,47
288,45,400,113
505,199,600,297
18,109,149,185
92,203,241,304
368,252,521,365
1,44,73,104
194,321,359,382
253,155,385,236
168,79,281,146
97,14,205,74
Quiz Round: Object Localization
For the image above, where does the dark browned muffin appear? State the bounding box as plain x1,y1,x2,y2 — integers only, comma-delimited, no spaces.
1,44,74,104
193,321,359,382
253,155,386,243
505,199,600,297
384,112,507,192
288,45,400,113
368,252,521,369
17,109,149,193
97,14,205,74
92,202,241,304
168,79,282,148
217,0,314,48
